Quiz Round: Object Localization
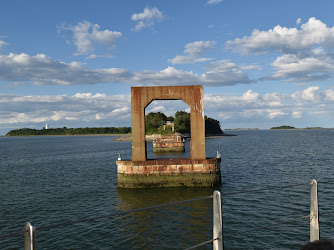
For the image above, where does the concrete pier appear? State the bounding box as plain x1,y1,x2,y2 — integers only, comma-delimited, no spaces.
117,158,221,188
153,134,185,153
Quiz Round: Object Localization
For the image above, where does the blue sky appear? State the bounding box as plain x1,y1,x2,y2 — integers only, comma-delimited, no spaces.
1,0,334,135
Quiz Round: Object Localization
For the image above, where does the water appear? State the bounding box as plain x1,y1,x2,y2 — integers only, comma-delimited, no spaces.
1,130,334,249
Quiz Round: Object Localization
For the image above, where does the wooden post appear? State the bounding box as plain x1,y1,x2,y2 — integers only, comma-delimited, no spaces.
213,190,223,250
25,222,36,250
310,179,319,242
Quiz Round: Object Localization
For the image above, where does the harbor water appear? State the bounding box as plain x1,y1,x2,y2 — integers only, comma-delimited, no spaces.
1,129,334,249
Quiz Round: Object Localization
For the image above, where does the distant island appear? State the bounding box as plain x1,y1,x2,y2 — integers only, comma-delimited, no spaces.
6,127,132,136
225,128,259,131
6,111,225,137
270,125,296,130
270,125,325,130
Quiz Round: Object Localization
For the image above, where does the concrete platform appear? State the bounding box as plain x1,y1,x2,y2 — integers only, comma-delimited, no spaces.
116,158,221,188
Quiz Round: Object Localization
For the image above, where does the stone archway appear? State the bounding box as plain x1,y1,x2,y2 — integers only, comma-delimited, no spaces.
131,85,205,161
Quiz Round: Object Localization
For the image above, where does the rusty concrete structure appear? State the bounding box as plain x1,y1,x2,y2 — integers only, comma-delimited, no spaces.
153,134,185,153
116,85,221,188
131,85,205,161
117,158,221,188
163,121,174,131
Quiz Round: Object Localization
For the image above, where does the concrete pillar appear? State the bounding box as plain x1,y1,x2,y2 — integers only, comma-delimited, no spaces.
189,86,205,160
131,88,147,161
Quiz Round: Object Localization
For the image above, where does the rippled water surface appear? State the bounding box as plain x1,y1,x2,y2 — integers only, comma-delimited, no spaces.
1,130,334,249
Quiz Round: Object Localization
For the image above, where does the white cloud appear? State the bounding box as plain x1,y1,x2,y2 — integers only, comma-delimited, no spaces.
241,90,260,102
0,52,255,87
263,93,282,107
133,66,200,85
226,17,334,54
202,60,253,86
324,89,334,100
204,90,288,122
292,111,302,118
204,86,334,128
0,53,133,86
168,55,213,64
59,21,122,56
296,18,302,25
184,41,216,57
145,100,189,116
291,86,320,101
131,7,164,31
267,110,287,118
0,39,9,48
169,41,215,64
207,0,223,5
226,17,334,83
271,53,334,81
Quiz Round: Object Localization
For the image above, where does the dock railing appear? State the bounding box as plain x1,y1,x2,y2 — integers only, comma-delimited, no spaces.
0,179,326,249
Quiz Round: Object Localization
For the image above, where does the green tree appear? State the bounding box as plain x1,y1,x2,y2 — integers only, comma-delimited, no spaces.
167,116,174,122
174,111,190,134
205,116,223,134
145,112,167,134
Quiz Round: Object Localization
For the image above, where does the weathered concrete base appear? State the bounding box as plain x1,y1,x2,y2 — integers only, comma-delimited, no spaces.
116,158,221,188
153,146,185,153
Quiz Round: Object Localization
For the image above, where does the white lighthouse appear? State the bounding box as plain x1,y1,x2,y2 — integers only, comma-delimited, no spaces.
45,124,49,129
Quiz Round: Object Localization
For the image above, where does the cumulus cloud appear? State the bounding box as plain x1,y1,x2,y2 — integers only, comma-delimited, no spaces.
133,66,200,85
324,89,334,100
184,41,216,56
202,60,253,86
58,21,123,56
291,86,321,101
169,41,215,64
226,17,334,82
0,52,253,87
271,52,334,81
131,7,164,31
226,17,334,54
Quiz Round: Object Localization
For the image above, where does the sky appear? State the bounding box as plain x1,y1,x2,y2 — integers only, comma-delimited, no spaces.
1,0,334,135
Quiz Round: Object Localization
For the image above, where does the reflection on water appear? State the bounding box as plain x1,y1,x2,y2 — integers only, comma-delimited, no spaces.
117,187,215,249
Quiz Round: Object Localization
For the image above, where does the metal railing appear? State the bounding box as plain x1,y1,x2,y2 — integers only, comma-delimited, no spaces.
0,179,325,249
1,191,223,250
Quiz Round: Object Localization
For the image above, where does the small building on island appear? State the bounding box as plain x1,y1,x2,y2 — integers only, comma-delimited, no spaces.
153,133,185,153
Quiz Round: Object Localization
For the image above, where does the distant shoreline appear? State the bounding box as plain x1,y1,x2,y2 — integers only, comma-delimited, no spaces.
2,134,129,138
2,132,236,141
3,127,331,139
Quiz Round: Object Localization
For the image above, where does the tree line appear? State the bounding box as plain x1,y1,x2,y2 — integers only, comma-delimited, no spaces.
6,127,131,136
6,111,223,136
